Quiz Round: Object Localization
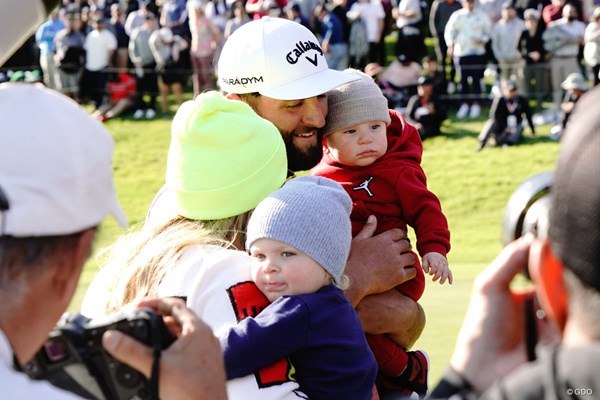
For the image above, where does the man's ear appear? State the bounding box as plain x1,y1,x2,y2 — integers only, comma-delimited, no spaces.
529,238,568,332
225,93,243,101
52,228,96,304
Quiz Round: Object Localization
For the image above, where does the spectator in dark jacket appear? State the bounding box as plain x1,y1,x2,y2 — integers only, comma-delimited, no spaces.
54,12,86,101
406,75,448,139
429,0,462,89
518,8,547,111
478,80,535,149
108,3,130,71
422,55,448,100
315,4,349,71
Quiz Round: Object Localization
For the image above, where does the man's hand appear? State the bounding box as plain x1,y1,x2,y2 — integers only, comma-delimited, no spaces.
103,298,227,400
449,235,555,393
344,215,417,306
529,51,541,62
561,102,575,113
344,215,425,346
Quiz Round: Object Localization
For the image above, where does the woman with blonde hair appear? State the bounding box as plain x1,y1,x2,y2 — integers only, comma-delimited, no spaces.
81,91,308,399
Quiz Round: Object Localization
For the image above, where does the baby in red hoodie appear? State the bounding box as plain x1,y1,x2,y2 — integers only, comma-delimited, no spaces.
312,69,452,398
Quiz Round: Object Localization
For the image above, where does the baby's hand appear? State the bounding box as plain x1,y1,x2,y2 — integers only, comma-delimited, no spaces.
422,252,453,285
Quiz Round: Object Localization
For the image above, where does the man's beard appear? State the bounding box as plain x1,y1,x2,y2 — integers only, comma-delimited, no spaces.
282,131,324,172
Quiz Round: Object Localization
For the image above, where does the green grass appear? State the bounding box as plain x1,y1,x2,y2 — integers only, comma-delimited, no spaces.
71,105,559,388
411,117,558,384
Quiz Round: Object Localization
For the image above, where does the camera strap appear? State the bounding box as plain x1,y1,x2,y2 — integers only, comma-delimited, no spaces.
150,318,163,400
524,296,538,362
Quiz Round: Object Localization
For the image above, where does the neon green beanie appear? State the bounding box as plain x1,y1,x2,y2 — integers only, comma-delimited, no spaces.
166,91,287,220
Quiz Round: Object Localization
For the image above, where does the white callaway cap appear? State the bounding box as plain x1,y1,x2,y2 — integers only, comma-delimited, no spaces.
0,83,127,237
217,17,359,100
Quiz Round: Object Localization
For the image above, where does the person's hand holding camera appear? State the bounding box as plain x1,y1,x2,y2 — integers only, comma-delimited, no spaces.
448,235,536,392
448,235,561,393
102,297,227,400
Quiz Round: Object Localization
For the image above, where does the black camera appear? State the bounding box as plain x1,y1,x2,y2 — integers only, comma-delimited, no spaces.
502,171,553,246
21,308,175,400
502,171,553,281
502,172,553,362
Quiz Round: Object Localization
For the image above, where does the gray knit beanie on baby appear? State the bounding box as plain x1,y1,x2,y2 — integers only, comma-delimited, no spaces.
323,68,391,136
245,175,352,285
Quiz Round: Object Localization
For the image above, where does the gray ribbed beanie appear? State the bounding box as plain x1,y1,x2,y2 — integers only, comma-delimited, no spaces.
323,68,391,136
245,175,352,284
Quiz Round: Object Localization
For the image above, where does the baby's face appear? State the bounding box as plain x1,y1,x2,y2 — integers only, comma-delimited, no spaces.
324,121,387,167
249,238,331,302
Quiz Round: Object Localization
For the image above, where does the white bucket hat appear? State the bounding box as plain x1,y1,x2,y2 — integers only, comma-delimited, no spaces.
0,83,127,237
561,72,589,91
217,17,359,100
159,27,174,42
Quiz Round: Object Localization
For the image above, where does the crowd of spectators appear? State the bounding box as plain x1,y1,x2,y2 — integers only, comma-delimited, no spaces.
2,0,600,124
3,0,227,120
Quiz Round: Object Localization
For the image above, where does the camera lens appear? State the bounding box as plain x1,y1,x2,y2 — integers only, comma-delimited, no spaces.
116,364,143,388
43,337,69,363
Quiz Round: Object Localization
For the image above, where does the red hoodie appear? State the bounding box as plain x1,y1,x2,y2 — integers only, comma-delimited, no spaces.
108,73,137,102
312,109,451,301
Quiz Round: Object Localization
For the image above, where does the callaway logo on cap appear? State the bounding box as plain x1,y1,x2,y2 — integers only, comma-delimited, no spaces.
217,17,359,100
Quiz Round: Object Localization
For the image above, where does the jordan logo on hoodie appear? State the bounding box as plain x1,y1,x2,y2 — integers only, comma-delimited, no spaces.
353,177,374,197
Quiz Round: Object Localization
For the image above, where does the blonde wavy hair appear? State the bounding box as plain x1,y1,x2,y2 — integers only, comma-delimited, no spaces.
100,212,251,314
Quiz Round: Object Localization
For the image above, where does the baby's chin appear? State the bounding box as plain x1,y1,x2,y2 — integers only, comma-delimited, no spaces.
351,155,382,167
266,293,284,302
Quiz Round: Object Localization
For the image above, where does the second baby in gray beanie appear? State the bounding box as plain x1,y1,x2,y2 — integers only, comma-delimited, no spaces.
222,174,379,399
246,175,352,286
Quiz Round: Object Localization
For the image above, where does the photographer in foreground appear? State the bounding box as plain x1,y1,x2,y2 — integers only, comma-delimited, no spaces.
0,83,226,399
431,86,600,398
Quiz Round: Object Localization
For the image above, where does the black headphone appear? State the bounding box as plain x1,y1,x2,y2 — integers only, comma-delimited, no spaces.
0,185,10,235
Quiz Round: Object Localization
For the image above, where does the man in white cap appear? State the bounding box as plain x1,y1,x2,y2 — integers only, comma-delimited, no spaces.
0,82,226,399
142,17,423,395
216,15,425,362
217,16,359,173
